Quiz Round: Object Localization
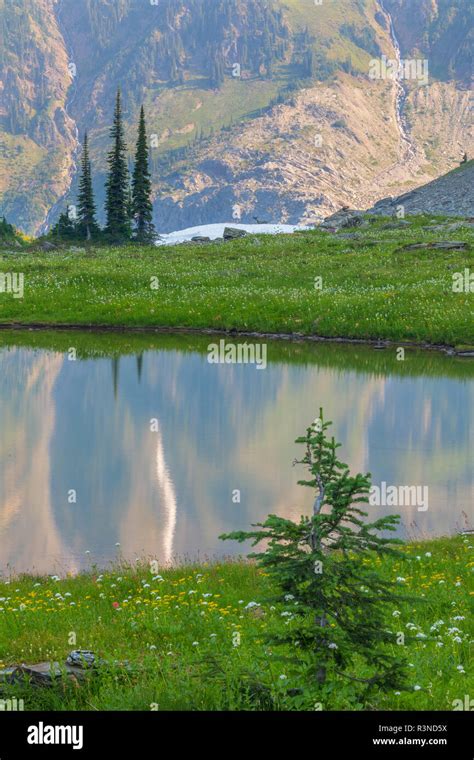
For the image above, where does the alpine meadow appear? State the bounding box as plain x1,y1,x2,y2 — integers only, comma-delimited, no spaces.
0,0,472,754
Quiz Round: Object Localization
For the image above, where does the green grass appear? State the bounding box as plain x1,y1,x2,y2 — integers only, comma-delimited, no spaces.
0,216,472,345
0,536,472,711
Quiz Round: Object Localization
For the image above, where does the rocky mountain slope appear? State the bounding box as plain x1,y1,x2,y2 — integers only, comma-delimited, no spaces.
368,159,474,217
0,0,472,234
0,0,78,233
383,0,473,83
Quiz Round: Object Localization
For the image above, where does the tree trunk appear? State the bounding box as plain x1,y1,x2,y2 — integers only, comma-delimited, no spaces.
313,473,328,684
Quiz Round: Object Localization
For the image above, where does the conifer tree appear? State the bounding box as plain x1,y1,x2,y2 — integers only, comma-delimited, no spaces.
52,208,77,240
0,216,16,240
303,48,315,78
131,106,155,242
210,47,225,89
77,132,98,240
105,89,130,240
221,410,414,703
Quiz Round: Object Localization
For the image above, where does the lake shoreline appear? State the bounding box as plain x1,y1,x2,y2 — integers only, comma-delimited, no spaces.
0,322,472,356
0,532,468,581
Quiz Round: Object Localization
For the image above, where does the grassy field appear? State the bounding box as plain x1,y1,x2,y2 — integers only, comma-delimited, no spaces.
0,535,472,711
0,215,472,346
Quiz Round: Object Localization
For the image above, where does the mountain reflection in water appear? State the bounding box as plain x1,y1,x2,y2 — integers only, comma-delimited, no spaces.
0,333,472,574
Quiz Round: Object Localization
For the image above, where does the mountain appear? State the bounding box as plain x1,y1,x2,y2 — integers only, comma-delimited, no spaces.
383,0,473,83
368,158,474,216
0,0,77,233
0,0,472,235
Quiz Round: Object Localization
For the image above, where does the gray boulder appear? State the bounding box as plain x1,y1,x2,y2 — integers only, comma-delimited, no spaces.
223,227,247,240
66,650,98,669
320,209,366,232
0,650,101,688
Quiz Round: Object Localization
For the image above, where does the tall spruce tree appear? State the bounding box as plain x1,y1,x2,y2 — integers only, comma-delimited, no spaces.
131,106,155,242
77,132,98,240
105,89,130,240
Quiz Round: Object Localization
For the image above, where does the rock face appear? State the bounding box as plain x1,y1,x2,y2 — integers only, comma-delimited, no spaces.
0,0,78,234
367,161,474,217
383,0,472,84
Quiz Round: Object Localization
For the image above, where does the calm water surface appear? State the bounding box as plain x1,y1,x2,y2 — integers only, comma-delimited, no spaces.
0,332,472,575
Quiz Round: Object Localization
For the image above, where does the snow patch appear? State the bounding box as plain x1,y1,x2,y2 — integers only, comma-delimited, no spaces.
155,222,313,246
